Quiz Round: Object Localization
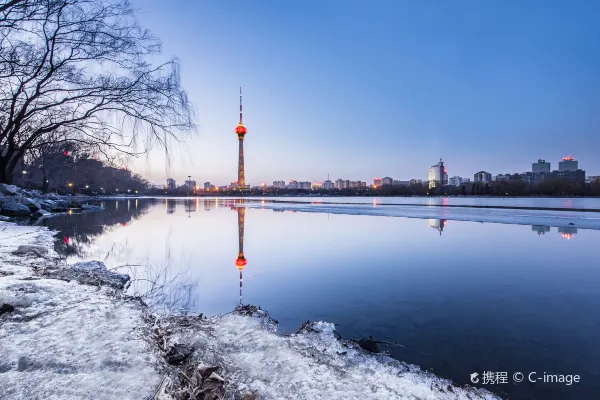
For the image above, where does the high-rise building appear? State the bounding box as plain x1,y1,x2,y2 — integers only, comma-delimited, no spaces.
272,180,286,188
166,178,176,190
559,156,578,171
474,171,492,184
392,180,411,186
322,180,334,189
335,179,344,190
235,87,249,190
448,176,463,186
381,177,393,186
184,180,196,190
428,158,448,189
373,178,382,188
300,181,312,190
532,159,551,173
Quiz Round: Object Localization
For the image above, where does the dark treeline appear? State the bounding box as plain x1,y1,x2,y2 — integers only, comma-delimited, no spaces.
149,180,600,197
12,142,149,194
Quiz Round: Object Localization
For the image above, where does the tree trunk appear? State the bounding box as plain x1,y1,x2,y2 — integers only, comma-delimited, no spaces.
0,157,13,184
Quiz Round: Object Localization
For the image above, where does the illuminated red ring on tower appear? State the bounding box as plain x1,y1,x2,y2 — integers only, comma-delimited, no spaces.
236,123,246,135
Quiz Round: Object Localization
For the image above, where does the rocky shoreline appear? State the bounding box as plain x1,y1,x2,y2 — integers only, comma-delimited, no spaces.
0,183,104,219
0,197,502,400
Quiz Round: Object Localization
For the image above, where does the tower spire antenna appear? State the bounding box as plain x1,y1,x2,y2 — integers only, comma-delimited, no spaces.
239,86,243,123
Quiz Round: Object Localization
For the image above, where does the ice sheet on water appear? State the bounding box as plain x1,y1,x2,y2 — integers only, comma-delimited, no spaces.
245,202,600,230
0,221,161,400
176,311,500,400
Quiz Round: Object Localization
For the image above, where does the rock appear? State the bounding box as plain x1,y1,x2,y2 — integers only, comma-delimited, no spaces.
0,183,19,195
165,343,194,365
0,195,16,208
14,245,48,257
45,260,130,289
0,202,32,217
20,197,41,212
33,209,51,218
45,193,60,200
81,204,104,212
0,304,15,316
40,200,67,212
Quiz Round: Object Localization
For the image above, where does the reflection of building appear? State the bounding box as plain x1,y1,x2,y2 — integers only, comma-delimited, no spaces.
235,87,250,191
428,219,446,236
234,204,247,304
184,199,197,217
558,226,577,240
428,159,448,189
166,199,176,214
203,199,211,211
531,225,551,236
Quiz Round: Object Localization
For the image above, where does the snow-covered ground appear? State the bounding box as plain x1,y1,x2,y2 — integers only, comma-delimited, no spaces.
243,201,600,230
0,222,162,400
170,311,500,400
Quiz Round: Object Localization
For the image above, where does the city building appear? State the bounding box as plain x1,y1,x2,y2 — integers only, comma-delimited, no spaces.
300,181,312,190
410,179,423,185
184,180,196,190
532,159,551,173
392,180,411,186
428,158,448,189
311,182,323,190
474,171,492,184
335,179,344,190
322,180,334,189
166,178,176,190
234,87,249,190
381,177,393,186
373,178,382,188
272,181,286,188
448,176,464,186
203,182,211,190
287,180,298,189
559,155,578,171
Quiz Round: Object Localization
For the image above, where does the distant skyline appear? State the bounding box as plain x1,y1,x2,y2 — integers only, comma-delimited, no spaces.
127,0,600,185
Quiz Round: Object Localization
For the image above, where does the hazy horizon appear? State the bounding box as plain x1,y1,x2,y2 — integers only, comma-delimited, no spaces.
126,0,599,186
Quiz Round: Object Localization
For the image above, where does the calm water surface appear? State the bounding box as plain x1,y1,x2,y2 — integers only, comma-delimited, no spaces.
41,198,600,400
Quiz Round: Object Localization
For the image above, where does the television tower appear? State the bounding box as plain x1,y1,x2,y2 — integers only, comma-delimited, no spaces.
235,87,249,190
235,204,247,304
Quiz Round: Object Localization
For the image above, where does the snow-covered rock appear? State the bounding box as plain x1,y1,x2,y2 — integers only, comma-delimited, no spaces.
19,197,41,212
0,202,31,217
45,260,131,289
0,183,19,195
14,245,48,257
81,204,104,212
33,209,51,218
39,199,68,212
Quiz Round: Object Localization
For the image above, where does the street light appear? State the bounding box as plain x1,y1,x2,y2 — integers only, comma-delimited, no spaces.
85,185,89,189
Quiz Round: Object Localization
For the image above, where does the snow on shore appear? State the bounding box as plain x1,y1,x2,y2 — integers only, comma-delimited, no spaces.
168,310,500,400
0,222,161,400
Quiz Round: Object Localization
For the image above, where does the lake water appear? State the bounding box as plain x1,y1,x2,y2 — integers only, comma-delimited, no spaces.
40,197,600,400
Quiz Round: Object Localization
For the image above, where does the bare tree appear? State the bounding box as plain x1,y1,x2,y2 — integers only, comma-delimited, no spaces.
0,0,195,183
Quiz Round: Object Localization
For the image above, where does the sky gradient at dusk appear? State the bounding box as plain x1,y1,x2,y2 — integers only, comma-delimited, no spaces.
129,0,600,185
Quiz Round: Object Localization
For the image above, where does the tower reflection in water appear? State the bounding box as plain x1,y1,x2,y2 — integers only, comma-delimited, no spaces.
233,201,247,305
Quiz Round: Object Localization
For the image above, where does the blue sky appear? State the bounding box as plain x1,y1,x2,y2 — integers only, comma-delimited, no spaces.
129,0,600,185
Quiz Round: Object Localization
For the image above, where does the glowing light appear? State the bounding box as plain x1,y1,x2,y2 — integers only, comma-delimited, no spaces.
68,210,72,215
67,183,73,187
562,155,574,161
63,151,69,156
22,170,27,175
64,237,69,244
85,185,89,189
561,233,574,240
